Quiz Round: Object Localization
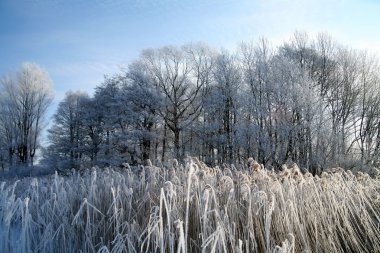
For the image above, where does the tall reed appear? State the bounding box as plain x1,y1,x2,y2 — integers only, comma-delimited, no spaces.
0,159,379,252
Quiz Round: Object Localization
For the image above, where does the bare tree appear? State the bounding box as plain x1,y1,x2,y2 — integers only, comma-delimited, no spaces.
125,62,162,163
47,91,89,169
0,63,53,167
0,75,17,167
212,50,241,163
140,45,213,160
240,38,276,165
350,51,380,165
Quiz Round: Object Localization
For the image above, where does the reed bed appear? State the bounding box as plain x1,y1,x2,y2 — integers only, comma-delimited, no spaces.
0,158,379,253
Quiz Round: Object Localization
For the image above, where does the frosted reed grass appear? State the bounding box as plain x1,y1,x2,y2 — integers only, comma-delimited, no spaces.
0,158,379,252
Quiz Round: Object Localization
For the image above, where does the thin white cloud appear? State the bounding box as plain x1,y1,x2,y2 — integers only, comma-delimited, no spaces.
221,0,380,55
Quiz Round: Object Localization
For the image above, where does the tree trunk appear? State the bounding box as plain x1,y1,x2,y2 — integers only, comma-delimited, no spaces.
8,147,13,167
161,124,167,162
174,128,180,160
142,139,151,162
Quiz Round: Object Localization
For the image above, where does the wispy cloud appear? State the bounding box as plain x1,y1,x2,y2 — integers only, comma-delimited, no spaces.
48,59,122,96
2,0,380,102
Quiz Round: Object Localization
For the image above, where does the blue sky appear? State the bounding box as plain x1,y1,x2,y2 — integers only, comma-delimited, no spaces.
1,0,380,108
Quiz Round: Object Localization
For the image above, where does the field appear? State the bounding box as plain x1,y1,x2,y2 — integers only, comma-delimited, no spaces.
0,158,380,253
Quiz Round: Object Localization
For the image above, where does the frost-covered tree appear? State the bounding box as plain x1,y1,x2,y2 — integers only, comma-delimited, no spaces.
180,43,215,160
45,91,89,169
274,40,318,169
93,76,127,166
79,96,104,166
326,48,360,162
239,38,275,165
124,61,162,163
210,50,241,164
349,51,380,166
43,34,380,171
138,45,213,160
0,63,53,167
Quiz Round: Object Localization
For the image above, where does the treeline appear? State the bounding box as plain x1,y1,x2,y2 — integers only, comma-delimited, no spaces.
41,32,380,172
